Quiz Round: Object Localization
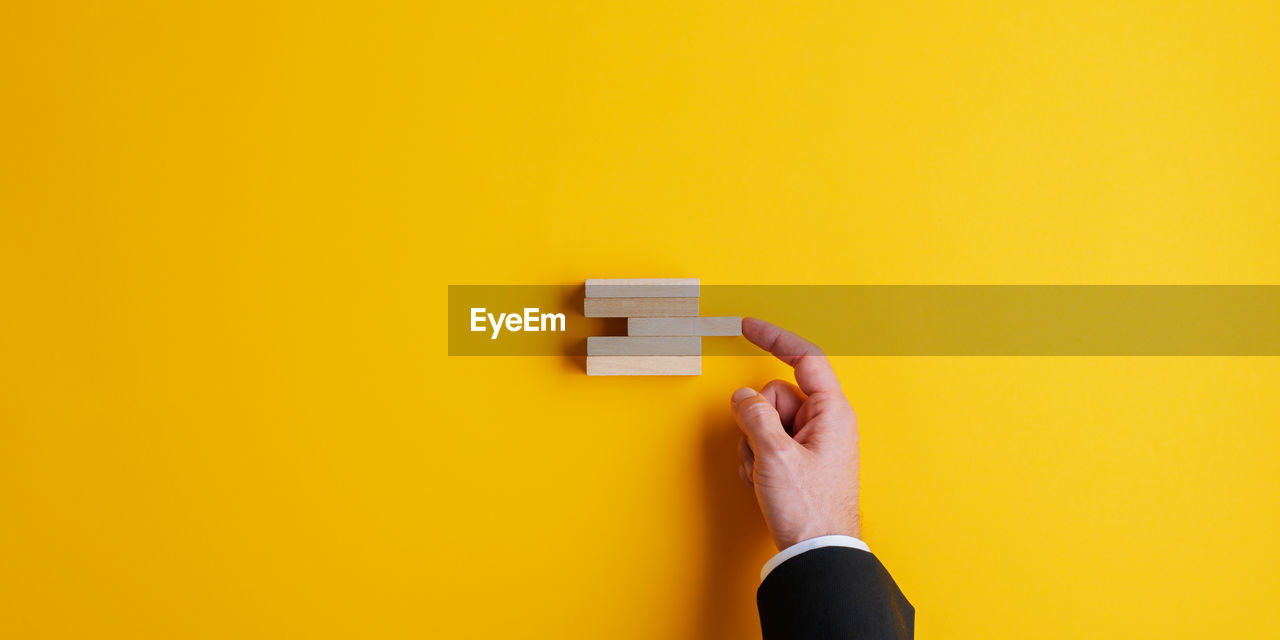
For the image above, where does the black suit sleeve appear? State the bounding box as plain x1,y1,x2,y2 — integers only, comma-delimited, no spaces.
756,547,913,640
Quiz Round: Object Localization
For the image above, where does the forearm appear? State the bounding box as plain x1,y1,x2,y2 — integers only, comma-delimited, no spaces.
757,545,913,640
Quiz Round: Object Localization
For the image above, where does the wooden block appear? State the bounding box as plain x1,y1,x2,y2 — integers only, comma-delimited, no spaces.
586,355,701,376
587,336,701,356
584,297,699,318
585,278,700,298
628,316,742,337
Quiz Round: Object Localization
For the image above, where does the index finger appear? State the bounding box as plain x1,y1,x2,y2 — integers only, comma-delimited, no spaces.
741,317,843,395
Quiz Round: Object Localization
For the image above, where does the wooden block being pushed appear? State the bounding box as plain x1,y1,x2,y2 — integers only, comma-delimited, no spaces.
584,297,698,318
628,316,743,336
585,278,699,298
588,336,701,356
586,355,701,376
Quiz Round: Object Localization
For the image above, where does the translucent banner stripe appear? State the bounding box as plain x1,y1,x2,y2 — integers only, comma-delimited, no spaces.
448,285,1280,356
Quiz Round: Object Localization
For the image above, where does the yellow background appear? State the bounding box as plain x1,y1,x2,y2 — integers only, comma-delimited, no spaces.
4,2,1279,638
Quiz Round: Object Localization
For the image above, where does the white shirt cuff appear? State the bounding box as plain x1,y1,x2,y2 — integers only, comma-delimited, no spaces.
760,535,871,582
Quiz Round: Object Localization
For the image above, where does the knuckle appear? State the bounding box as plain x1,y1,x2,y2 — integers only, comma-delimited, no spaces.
772,441,804,465
739,400,776,423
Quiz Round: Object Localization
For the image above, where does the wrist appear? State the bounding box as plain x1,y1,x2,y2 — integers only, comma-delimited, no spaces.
775,517,861,550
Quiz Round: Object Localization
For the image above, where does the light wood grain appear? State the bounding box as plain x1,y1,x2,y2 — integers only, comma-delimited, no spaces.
587,336,701,356
583,297,699,318
627,316,742,336
585,278,699,298
586,355,701,376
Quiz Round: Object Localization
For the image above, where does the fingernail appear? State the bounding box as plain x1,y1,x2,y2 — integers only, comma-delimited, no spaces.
732,387,757,404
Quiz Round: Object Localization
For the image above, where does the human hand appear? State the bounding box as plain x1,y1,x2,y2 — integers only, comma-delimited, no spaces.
731,317,861,551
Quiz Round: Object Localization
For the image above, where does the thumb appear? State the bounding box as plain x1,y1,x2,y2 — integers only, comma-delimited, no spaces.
731,387,789,454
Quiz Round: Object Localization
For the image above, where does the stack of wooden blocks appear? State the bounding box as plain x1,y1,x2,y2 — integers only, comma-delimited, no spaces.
584,278,741,376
